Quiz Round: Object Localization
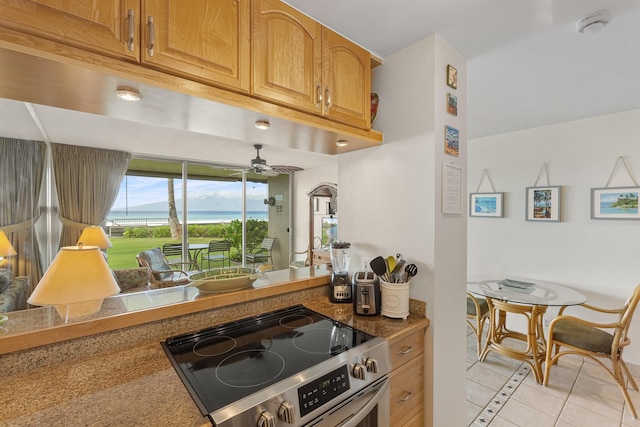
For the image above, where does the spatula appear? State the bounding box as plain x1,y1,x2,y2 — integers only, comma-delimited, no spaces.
369,256,387,278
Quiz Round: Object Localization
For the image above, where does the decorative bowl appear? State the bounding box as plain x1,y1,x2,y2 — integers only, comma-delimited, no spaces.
190,267,260,294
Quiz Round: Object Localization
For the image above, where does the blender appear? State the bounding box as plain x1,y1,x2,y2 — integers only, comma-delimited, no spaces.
329,241,352,303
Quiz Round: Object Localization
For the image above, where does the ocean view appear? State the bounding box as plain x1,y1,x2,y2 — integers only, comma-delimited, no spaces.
107,210,268,225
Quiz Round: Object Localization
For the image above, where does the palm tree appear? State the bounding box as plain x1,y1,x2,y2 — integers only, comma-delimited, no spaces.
168,178,181,239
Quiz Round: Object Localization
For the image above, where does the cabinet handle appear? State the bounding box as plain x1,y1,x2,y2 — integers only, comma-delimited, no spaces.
324,87,331,110
147,16,155,57
126,9,135,52
316,83,322,109
396,391,414,403
396,346,414,355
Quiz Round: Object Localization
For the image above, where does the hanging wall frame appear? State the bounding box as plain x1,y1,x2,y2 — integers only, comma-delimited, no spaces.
525,163,562,222
469,169,504,218
590,156,640,220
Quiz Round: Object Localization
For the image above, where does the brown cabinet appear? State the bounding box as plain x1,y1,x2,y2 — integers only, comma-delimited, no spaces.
388,327,426,426
0,0,140,61
142,0,250,92
252,0,370,129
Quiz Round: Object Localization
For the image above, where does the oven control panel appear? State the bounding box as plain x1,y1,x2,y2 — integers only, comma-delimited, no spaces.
297,364,350,417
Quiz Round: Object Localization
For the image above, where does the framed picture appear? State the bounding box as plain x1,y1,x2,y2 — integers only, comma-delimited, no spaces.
447,93,457,116
445,125,459,156
590,187,640,220
526,186,561,222
469,193,504,218
442,163,463,214
321,217,338,247
446,64,458,89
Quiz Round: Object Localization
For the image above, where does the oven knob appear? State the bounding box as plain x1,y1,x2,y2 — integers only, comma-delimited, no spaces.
278,401,295,424
257,410,276,427
353,363,366,380
365,357,378,373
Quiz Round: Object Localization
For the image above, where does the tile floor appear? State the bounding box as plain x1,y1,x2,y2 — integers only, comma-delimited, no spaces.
466,327,640,427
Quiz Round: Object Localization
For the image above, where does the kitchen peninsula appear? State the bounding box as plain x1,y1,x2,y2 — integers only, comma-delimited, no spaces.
0,267,428,426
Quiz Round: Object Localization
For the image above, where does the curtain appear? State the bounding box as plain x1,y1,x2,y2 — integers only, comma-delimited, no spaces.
0,138,47,290
51,143,131,247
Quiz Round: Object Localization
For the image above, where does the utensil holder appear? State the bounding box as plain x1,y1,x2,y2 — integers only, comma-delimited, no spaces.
380,279,410,319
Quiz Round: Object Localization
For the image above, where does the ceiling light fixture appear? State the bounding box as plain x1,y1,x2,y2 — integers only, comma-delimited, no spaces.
116,86,141,101
576,10,611,35
255,119,270,130
336,139,348,147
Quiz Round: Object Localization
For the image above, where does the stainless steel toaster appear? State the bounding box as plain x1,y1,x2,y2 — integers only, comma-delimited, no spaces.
352,271,380,315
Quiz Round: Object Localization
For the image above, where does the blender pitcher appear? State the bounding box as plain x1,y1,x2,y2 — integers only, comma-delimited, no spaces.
329,241,352,303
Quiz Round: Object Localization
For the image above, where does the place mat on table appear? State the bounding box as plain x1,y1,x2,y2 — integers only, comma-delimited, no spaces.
498,279,536,289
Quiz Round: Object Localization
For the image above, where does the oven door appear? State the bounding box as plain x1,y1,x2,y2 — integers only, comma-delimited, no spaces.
305,376,389,427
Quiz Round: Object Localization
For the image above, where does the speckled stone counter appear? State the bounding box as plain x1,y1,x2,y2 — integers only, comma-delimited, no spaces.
0,285,428,426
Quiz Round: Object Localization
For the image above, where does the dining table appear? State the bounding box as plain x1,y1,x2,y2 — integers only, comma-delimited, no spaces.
467,275,587,383
185,243,209,270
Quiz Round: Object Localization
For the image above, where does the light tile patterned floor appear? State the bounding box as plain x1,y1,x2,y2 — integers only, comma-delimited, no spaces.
466,328,640,427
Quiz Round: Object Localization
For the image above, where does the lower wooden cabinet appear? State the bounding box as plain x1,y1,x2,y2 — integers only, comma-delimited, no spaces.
388,327,426,426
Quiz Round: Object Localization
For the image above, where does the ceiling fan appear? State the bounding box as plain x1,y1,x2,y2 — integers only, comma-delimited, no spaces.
241,144,304,176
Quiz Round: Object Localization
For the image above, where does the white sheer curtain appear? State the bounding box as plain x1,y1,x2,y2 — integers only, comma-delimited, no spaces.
0,138,46,289
51,143,131,247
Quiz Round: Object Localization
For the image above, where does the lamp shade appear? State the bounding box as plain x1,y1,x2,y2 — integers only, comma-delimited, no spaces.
0,230,17,257
28,245,120,320
77,226,112,249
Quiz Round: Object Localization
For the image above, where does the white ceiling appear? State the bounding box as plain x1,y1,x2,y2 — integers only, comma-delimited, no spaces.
1,0,639,168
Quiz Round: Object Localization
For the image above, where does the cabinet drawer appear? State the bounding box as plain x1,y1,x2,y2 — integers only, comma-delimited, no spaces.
405,410,424,427
390,355,424,426
389,328,424,370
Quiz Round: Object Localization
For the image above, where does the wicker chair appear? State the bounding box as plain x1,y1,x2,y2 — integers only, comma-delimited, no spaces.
467,292,490,359
136,247,190,289
543,284,640,419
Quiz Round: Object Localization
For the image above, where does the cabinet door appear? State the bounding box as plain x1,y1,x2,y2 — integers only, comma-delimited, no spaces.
142,0,250,93
252,0,322,114
0,0,139,61
322,28,371,129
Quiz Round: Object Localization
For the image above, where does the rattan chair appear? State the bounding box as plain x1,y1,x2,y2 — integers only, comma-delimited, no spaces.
136,247,190,289
467,292,490,359
543,284,640,419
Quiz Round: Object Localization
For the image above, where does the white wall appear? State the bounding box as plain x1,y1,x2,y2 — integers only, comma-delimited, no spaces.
468,108,640,363
338,34,467,427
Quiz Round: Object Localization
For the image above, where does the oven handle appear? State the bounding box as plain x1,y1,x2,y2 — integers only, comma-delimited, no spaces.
335,379,389,427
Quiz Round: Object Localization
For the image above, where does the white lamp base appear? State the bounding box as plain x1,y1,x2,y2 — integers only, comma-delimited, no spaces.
54,299,104,322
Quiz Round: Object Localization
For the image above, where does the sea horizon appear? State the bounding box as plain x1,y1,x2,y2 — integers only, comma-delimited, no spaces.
107,210,268,225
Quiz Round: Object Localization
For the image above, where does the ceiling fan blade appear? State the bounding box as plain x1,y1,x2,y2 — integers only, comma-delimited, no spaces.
269,165,304,174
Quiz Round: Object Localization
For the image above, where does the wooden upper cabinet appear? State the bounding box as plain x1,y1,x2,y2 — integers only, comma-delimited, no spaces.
252,0,322,114
0,0,140,61
322,27,371,129
252,0,371,129
142,0,250,93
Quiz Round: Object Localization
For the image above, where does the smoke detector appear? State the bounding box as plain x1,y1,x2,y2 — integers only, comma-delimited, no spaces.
576,10,611,35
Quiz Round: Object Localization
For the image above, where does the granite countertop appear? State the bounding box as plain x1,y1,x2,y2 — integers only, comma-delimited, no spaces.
0,295,428,427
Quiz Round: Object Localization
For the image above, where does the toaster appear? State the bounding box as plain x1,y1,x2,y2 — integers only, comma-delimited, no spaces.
352,271,380,315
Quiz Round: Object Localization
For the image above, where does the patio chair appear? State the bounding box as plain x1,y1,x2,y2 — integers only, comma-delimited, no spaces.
289,236,322,269
467,292,490,359
136,247,190,289
200,240,231,270
162,243,199,271
246,237,276,269
543,284,640,419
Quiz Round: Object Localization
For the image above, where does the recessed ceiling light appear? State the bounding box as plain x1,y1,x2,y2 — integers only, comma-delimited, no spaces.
336,139,348,147
576,10,611,35
116,86,141,101
255,120,270,130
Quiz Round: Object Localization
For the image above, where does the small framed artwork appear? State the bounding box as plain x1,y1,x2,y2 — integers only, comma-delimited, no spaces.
469,193,504,218
590,187,640,220
446,64,458,89
445,125,459,157
526,186,561,222
447,93,457,116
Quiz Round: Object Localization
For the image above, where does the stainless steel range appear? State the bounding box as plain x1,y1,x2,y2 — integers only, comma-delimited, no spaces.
162,305,391,427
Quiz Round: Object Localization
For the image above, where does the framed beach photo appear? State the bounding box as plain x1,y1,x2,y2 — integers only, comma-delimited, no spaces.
447,92,457,116
590,187,640,220
445,125,459,157
469,193,504,218
526,186,561,222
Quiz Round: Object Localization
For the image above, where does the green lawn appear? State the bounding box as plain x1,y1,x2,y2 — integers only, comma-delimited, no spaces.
106,237,212,270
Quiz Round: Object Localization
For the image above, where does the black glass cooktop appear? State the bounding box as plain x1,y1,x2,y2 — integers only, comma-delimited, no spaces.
162,305,373,415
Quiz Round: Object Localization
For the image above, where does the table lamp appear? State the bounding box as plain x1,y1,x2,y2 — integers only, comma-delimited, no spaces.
0,230,17,269
78,226,112,249
28,244,121,322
